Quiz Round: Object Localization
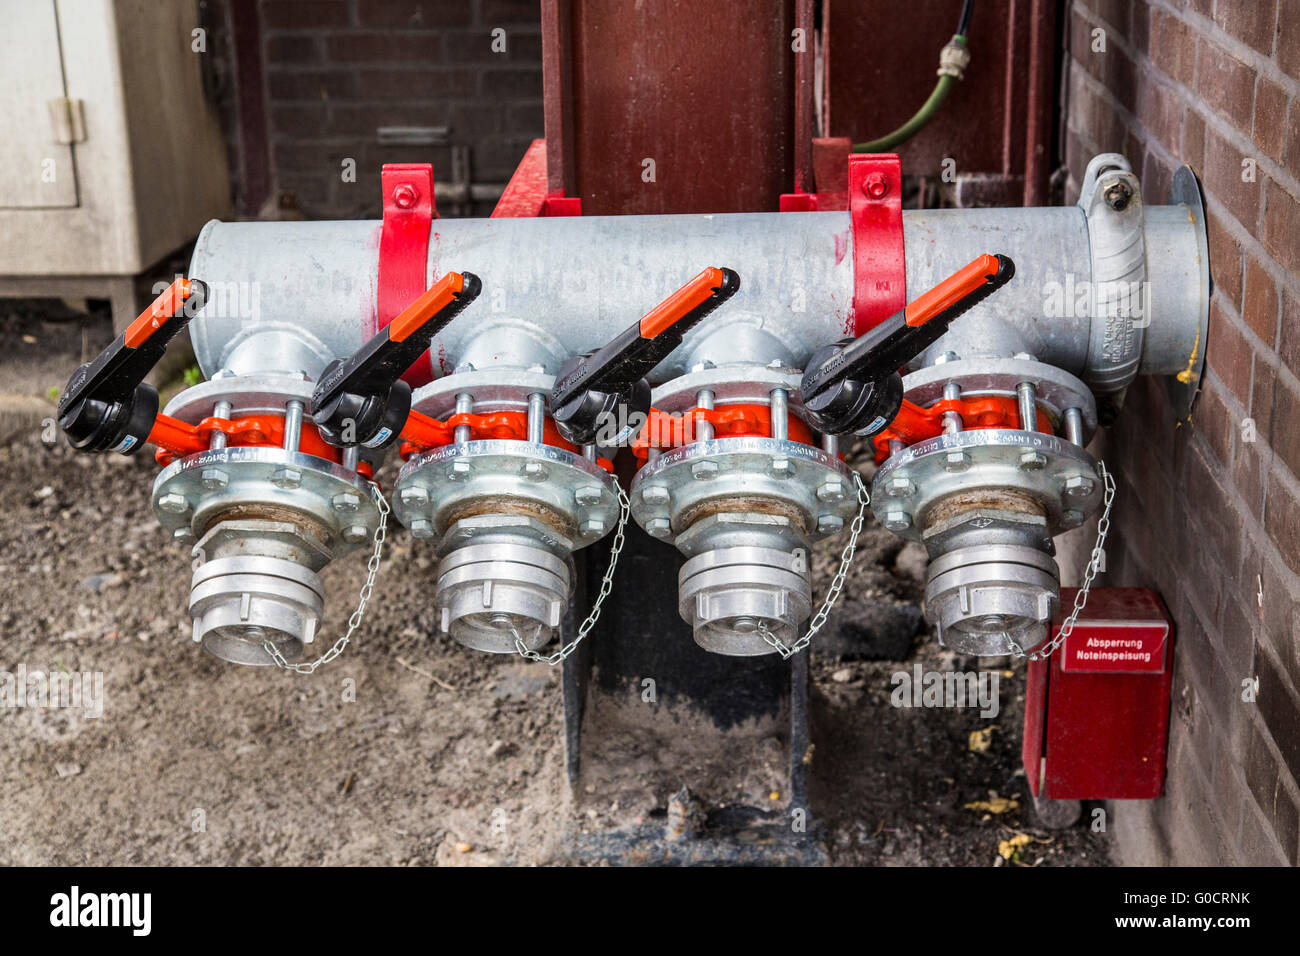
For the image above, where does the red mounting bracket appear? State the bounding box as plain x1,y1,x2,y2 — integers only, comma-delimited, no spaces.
379,163,438,385
848,153,906,336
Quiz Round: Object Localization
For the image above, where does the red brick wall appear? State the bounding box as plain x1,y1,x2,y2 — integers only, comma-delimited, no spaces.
250,0,544,217
1065,0,1299,864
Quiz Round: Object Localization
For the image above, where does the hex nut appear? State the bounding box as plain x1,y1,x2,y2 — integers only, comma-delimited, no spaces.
691,460,719,479
886,477,916,498
332,492,361,512
409,518,435,539
448,459,473,480
818,514,845,534
582,517,606,536
1064,475,1095,498
817,478,846,502
157,493,190,514
944,451,971,472
646,517,671,538
882,510,912,532
523,461,548,481
1019,451,1048,471
200,468,229,490
271,467,302,489
342,524,368,544
399,486,429,507
574,486,603,506
641,485,670,506
770,456,794,477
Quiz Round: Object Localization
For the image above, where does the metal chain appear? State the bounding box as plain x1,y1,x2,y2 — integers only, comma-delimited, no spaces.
512,484,631,666
758,470,871,660
264,481,390,674
1009,460,1115,661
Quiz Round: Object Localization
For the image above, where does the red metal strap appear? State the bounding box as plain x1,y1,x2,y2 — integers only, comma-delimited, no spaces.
848,153,906,335
378,164,437,385
492,139,583,218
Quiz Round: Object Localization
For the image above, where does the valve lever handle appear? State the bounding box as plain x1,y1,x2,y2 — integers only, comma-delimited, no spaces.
312,271,482,448
58,277,208,454
801,253,1014,437
551,266,741,446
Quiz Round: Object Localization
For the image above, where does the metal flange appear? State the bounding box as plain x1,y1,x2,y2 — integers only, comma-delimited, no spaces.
872,429,1103,541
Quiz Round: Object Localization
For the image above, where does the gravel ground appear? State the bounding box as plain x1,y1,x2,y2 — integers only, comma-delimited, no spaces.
0,299,1111,866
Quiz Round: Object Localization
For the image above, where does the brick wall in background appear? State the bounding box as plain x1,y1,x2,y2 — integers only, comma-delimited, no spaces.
255,0,543,217
1065,0,1300,865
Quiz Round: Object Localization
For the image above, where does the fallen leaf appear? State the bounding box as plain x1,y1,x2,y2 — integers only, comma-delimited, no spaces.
964,796,1019,814
998,833,1033,860
968,727,993,752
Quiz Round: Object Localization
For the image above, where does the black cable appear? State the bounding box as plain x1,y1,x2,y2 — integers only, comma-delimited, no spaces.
958,0,975,37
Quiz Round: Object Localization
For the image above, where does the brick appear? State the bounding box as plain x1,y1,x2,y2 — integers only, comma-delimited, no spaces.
1242,256,1280,346
1233,430,1268,519
261,1,350,30
1261,177,1300,274
1141,148,1173,203
324,102,451,136
1265,470,1300,575
479,68,543,98
356,1,475,29
1202,126,1261,228
1255,646,1300,786
1270,371,1300,481
1197,39,1258,132
1183,442,1241,571
1280,290,1300,371
1191,374,1233,464
1181,106,1205,167
1206,210,1243,308
326,33,443,62
267,68,357,101
1237,793,1294,864
355,68,475,99
1107,47,1139,114
1278,0,1300,80
1217,592,1258,676
1149,7,1195,86
1252,75,1289,164
481,0,544,25
1136,76,1179,148
1214,0,1279,56
1252,350,1277,443
1257,557,1300,664
269,103,327,137
1244,720,1300,863
265,34,320,64
443,28,542,63
1206,300,1252,403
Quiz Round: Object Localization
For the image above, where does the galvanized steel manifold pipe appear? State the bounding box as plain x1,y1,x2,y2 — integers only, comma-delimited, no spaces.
187,163,1207,388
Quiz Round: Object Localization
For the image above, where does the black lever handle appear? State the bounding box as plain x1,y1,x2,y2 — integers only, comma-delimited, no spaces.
551,266,740,446
57,278,208,454
312,271,481,448
801,253,1015,437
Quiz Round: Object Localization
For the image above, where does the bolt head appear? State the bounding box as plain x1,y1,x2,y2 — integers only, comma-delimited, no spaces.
770,456,794,477
408,518,435,539
399,486,429,507
448,459,473,480
200,468,229,490
944,451,971,473
522,461,548,481
1062,509,1084,527
1103,181,1132,210
863,171,888,199
574,485,603,506
332,492,361,512
817,478,846,502
341,524,368,544
172,527,194,541
641,485,670,506
392,183,419,209
882,510,912,532
1064,475,1096,498
271,467,302,489
581,517,606,536
692,460,719,479
1019,450,1048,471
157,493,189,514
885,476,916,498
818,514,845,534
933,351,960,365
646,517,671,538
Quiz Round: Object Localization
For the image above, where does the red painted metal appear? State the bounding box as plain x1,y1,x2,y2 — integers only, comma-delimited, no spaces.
848,153,906,335
493,140,584,218
378,164,437,385
1023,588,1175,800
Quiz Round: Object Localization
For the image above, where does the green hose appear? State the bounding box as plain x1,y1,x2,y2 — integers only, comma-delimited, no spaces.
852,36,967,154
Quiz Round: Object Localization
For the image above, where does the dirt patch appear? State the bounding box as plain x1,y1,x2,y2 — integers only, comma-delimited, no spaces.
0,301,1110,866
